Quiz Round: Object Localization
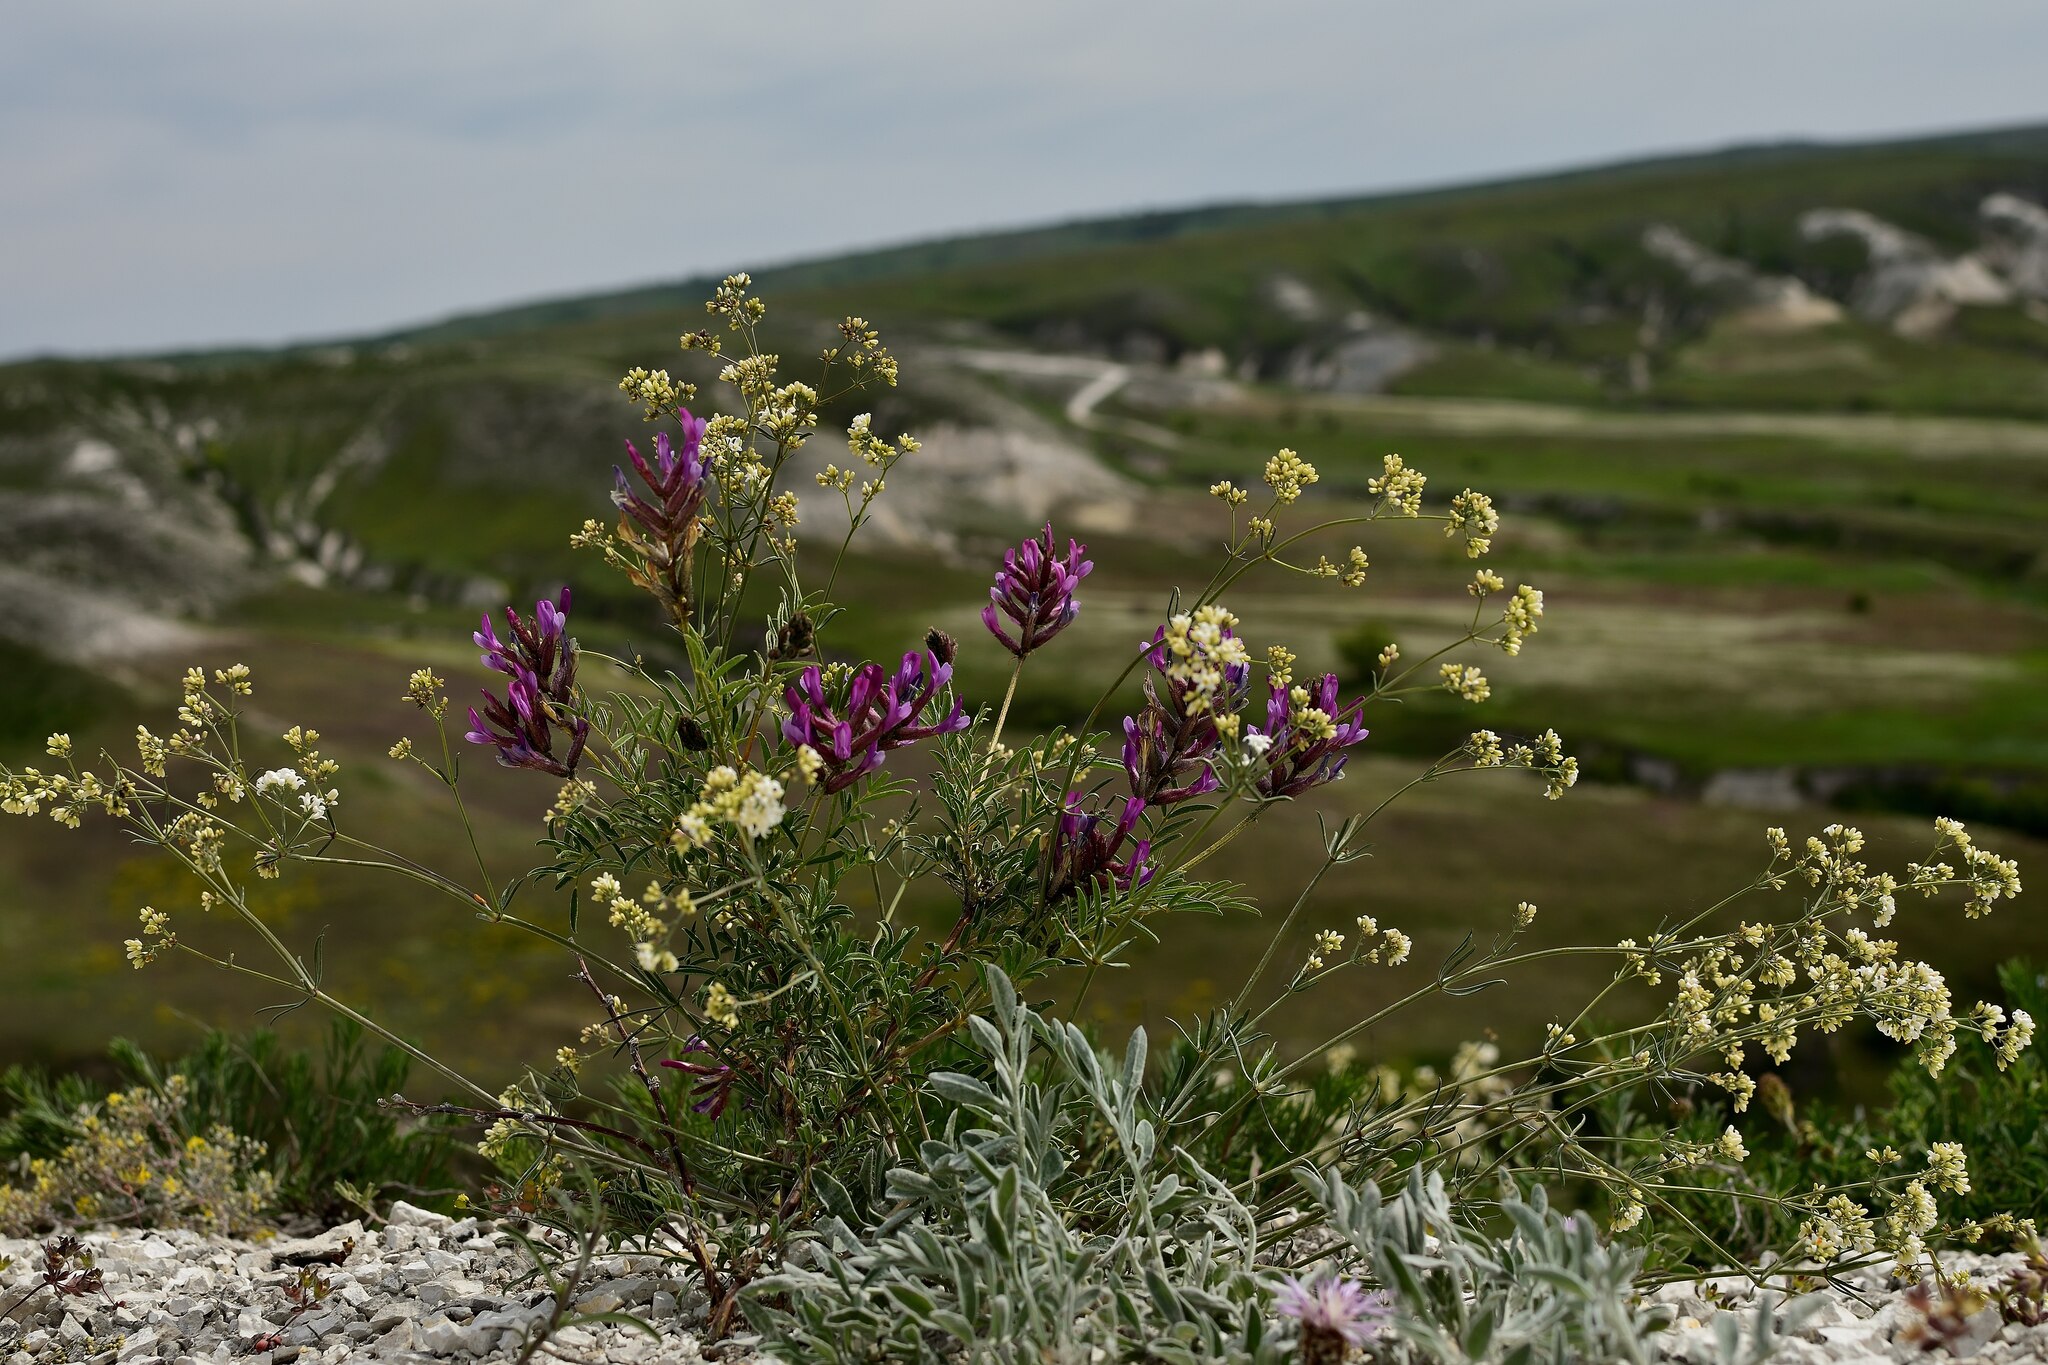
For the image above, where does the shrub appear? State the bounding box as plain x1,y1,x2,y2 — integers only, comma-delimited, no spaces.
748,969,1287,1364
0,279,2031,1342
0,1076,274,1238
0,1019,466,1223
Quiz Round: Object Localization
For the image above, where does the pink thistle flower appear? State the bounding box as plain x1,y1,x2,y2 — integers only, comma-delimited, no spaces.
1275,1274,1391,1362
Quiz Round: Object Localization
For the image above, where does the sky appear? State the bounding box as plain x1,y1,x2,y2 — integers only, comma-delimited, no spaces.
5,1,2047,360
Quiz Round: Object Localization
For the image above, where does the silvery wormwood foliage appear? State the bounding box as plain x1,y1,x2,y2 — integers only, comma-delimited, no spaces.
1295,1165,1817,1365
746,968,1291,1365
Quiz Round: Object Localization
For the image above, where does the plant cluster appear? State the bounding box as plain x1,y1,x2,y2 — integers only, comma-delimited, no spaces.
0,1075,274,1238
0,1020,464,1224
1635,957,2047,1267
0,278,2033,1351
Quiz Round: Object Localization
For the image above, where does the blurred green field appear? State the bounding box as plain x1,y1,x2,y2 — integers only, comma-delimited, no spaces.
2,122,2045,1095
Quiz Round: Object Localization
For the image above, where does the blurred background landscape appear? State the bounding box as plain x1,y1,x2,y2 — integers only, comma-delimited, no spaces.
4,5,2046,1100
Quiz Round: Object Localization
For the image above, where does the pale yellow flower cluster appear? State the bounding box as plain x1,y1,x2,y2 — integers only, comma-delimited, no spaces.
672,766,788,848
477,1083,552,1162
124,905,175,969
1446,488,1499,557
1500,585,1544,655
1263,447,1319,503
1367,453,1426,516
1304,928,1345,971
1440,662,1491,703
703,981,742,1030
405,667,448,717
1464,727,1580,800
1157,605,1250,716
618,366,695,419
822,315,899,386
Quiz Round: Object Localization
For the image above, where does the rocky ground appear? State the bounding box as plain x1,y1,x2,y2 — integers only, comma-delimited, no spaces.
4,1205,2045,1362
0,1204,746,1364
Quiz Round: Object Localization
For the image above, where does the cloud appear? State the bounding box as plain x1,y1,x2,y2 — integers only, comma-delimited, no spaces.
4,0,2046,356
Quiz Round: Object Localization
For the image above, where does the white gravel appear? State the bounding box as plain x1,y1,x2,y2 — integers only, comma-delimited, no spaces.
0,1203,755,1364
6,1205,2047,1362
1646,1254,2048,1363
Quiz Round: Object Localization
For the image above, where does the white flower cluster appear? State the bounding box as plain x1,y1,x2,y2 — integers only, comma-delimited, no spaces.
1350,913,1411,966
254,766,337,822
672,766,788,848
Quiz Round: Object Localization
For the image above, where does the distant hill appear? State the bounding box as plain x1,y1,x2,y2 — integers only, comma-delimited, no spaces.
357,119,2048,357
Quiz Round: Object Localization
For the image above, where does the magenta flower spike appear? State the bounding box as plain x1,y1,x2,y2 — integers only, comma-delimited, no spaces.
1275,1274,1392,1362
1249,672,1368,799
1120,625,1251,806
981,524,1092,658
612,407,710,625
780,645,970,795
464,588,589,778
660,1038,737,1120
1047,792,1154,899
613,409,710,541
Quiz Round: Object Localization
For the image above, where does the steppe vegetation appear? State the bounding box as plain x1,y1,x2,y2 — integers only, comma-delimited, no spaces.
0,124,2045,1360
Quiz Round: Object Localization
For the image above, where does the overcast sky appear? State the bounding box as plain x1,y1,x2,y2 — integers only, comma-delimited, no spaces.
5,1,2046,360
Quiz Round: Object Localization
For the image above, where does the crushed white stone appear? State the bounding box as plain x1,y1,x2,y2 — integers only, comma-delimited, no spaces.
0,1202,758,1364
6,1207,2047,1362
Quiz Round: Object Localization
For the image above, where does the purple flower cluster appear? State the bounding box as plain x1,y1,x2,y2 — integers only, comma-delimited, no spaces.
1121,625,1252,806
1048,793,1154,898
981,524,1092,659
465,589,589,778
613,409,710,622
781,648,970,795
659,1038,736,1120
1275,1274,1392,1362
1251,673,1368,798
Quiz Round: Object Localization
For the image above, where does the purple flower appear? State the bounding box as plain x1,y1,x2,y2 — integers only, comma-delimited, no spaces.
981,524,1092,658
1275,1274,1392,1361
613,408,710,623
1121,625,1252,805
660,1038,736,1120
1048,793,1154,899
464,588,589,778
781,647,970,795
1249,673,1368,799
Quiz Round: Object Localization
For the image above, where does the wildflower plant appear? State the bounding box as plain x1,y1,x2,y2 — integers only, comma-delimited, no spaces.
3,276,2033,1344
